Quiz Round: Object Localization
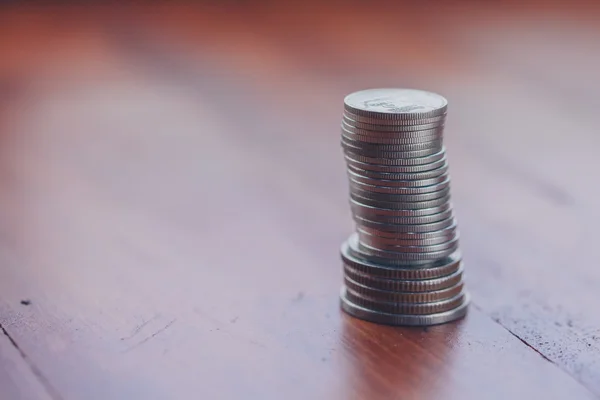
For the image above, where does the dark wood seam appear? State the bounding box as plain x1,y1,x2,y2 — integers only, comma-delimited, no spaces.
470,303,599,399
0,321,64,400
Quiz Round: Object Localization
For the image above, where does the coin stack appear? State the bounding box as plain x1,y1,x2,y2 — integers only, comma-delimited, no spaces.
339,88,469,326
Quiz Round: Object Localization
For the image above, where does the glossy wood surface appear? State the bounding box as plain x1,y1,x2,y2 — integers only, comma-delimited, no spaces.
1,2,600,399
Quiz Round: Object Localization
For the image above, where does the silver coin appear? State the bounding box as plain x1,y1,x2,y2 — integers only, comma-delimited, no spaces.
340,240,462,278
348,169,449,188
342,119,445,135
357,218,456,234
340,288,469,326
343,263,464,292
342,122,445,138
344,155,447,173
342,141,442,159
351,196,452,211
350,198,450,217
358,220,458,239
349,178,450,195
350,178,450,195
342,135,443,151
357,241,460,258
357,235,459,255
356,230,458,252
342,261,462,284
342,111,446,127
343,88,448,120
345,276,465,304
350,190,450,206
344,287,466,315
347,233,459,265
359,241,458,253
360,243,460,257
342,129,443,145
358,228,458,247
353,208,453,226
342,115,445,130
353,244,459,264
345,149,445,166
343,146,442,160
343,141,444,157
347,162,448,180
350,188,450,205
360,237,458,251
342,137,443,155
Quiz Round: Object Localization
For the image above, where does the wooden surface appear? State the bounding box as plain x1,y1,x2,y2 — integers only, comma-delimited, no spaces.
1,2,600,399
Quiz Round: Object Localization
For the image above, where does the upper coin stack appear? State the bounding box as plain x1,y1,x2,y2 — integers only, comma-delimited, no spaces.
339,88,469,326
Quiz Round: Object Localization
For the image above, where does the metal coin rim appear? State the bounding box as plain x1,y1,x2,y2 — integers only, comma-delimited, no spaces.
357,220,458,239
350,198,450,217
343,264,464,292
340,288,469,326
357,234,459,254
353,208,454,225
347,162,448,180
343,111,446,126
347,230,458,262
351,244,459,263
345,149,445,166
344,155,447,172
344,288,466,315
350,186,450,200
350,190,450,205
342,121,445,135
341,240,462,277
358,229,457,247
343,142,442,159
344,276,465,304
350,193,452,210
342,130,443,145
348,169,449,188
349,179,450,195
342,135,443,151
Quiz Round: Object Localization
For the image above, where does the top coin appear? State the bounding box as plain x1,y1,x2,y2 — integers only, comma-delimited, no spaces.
344,88,448,120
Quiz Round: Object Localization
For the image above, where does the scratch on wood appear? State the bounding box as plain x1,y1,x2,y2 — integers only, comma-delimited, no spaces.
193,308,268,349
500,322,555,364
476,303,562,364
120,315,158,341
248,339,267,349
1,321,64,400
122,319,177,353
292,291,305,302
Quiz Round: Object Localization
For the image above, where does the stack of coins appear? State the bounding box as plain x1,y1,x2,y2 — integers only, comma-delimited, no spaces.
339,88,469,326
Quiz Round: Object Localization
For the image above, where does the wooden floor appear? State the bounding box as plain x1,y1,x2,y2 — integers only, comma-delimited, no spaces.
1,2,600,399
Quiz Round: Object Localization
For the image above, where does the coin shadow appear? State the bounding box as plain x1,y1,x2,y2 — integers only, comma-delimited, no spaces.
337,312,463,400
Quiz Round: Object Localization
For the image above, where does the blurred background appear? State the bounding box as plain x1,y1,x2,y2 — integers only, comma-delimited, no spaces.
2,1,600,399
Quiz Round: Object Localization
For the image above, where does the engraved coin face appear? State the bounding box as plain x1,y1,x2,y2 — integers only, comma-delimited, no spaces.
344,89,447,119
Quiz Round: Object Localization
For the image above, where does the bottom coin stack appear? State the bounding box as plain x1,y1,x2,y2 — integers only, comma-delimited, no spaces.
339,235,469,326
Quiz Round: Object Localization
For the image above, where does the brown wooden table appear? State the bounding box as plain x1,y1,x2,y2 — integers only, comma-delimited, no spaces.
1,2,600,399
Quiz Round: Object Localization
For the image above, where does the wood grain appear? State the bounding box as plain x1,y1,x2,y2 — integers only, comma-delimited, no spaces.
0,2,599,399
0,324,54,400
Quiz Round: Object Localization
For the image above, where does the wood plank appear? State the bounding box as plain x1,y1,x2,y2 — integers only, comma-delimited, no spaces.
0,3,598,399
